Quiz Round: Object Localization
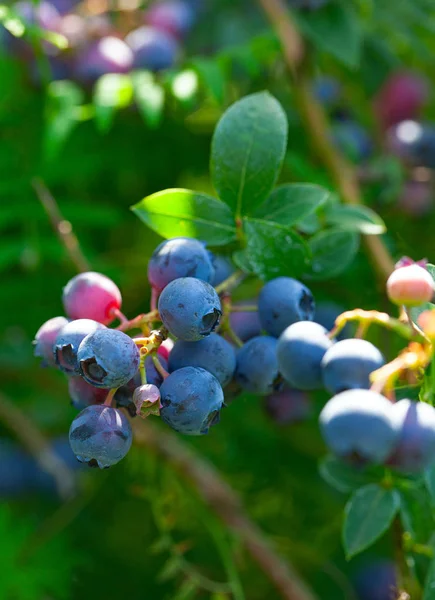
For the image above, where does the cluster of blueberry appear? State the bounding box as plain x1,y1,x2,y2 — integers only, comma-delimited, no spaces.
6,0,198,82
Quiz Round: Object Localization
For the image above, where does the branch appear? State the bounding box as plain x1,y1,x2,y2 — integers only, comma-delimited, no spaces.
32,178,91,273
0,393,76,500
257,0,395,282
133,420,318,600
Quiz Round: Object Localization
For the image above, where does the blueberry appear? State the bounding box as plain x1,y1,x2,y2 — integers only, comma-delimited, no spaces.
68,376,107,410
277,321,334,390
158,277,221,341
160,366,224,435
69,405,132,468
388,399,435,473
321,339,385,394
62,271,122,325
211,255,234,287
258,277,315,338
115,355,168,416
375,71,428,129
125,26,179,71
319,389,399,463
387,264,434,307
34,316,69,367
54,319,105,374
145,0,195,38
148,237,214,293
352,560,397,600
229,302,262,342
264,388,312,425
387,120,435,169
331,121,372,163
235,336,280,395
168,333,236,387
312,76,341,107
77,329,140,388
75,37,133,82
15,1,61,31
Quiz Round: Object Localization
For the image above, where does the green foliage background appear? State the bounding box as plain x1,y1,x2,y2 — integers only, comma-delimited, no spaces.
2,0,435,598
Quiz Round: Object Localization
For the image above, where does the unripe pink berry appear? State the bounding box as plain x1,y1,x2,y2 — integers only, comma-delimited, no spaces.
157,338,174,361
133,384,161,418
34,316,69,366
387,264,434,306
62,272,122,325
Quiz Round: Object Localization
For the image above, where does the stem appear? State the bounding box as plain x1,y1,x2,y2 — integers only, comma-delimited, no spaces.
404,306,427,339
151,287,158,312
256,0,395,282
116,309,160,333
104,388,117,407
139,356,147,385
330,309,427,343
225,326,244,348
32,178,90,273
111,307,129,325
0,392,76,500
393,518,418,599
215,270,246,295
152,354,170,379
133,420,318,600
229,305,258,312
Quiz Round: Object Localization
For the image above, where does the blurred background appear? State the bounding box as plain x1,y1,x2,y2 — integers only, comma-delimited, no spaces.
1,0,435,598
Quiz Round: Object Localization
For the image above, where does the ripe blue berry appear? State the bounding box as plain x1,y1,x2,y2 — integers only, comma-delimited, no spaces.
352,560,397,600
258,277,315,338
75,37,133,82
34,316,69,367
277,321,334,390
54,319,105,374
320,389,399,463
229,302,262,342
160,366,224,435
125,26,179,71
69,405,132,468
387,120,435,169
62,271,122,325
158,277,221,341
211,255,234,287
264,388,312,425
148,237,214,292
235,336,280,395
168,333,236,387
68,376,107,410
146,0,195,38
321,339,385,394
77,329,140,388
388,399,435,472
331,121,372,163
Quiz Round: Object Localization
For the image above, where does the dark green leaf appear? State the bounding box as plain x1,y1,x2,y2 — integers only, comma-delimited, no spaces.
295,0,363,68
243,217,310,280
400,485,434,544
157,556,181,582
255,184,329,226
131,188,237,246
424,554,435,600
325,205,386,235
343,484,400,559
132,71,165,129
306,229,360,280
425,463,435,505
319,456,377,494
210,91,288,217
93,74,133,133
232,249,255,274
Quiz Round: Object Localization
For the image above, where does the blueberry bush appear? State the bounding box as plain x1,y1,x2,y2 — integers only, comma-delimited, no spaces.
4,0,435,599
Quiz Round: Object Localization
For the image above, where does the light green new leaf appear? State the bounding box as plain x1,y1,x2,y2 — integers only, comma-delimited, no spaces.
132,71,164,129
132,189,236,246
211,91,288,217
325,205,386,235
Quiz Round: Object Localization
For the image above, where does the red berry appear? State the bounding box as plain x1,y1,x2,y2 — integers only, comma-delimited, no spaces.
34,316,69,367
387,264,434,307
62,272,122,325
157,338,174,361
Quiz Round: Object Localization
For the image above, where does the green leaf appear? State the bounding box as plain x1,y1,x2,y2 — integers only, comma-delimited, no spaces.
210,91,288,217
424,554,435,600
191,56,226,104
306,229,359,280
243,217,310,280
131,188,237,245
295,0,363,68
425,463,435,505
93,74,133,133
44,80,84,160
255,184,329,226
343,484,400,559
325,205,386,235
319,456,377,494
232,249,255,274
132,71,164,129
400,485,434,544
